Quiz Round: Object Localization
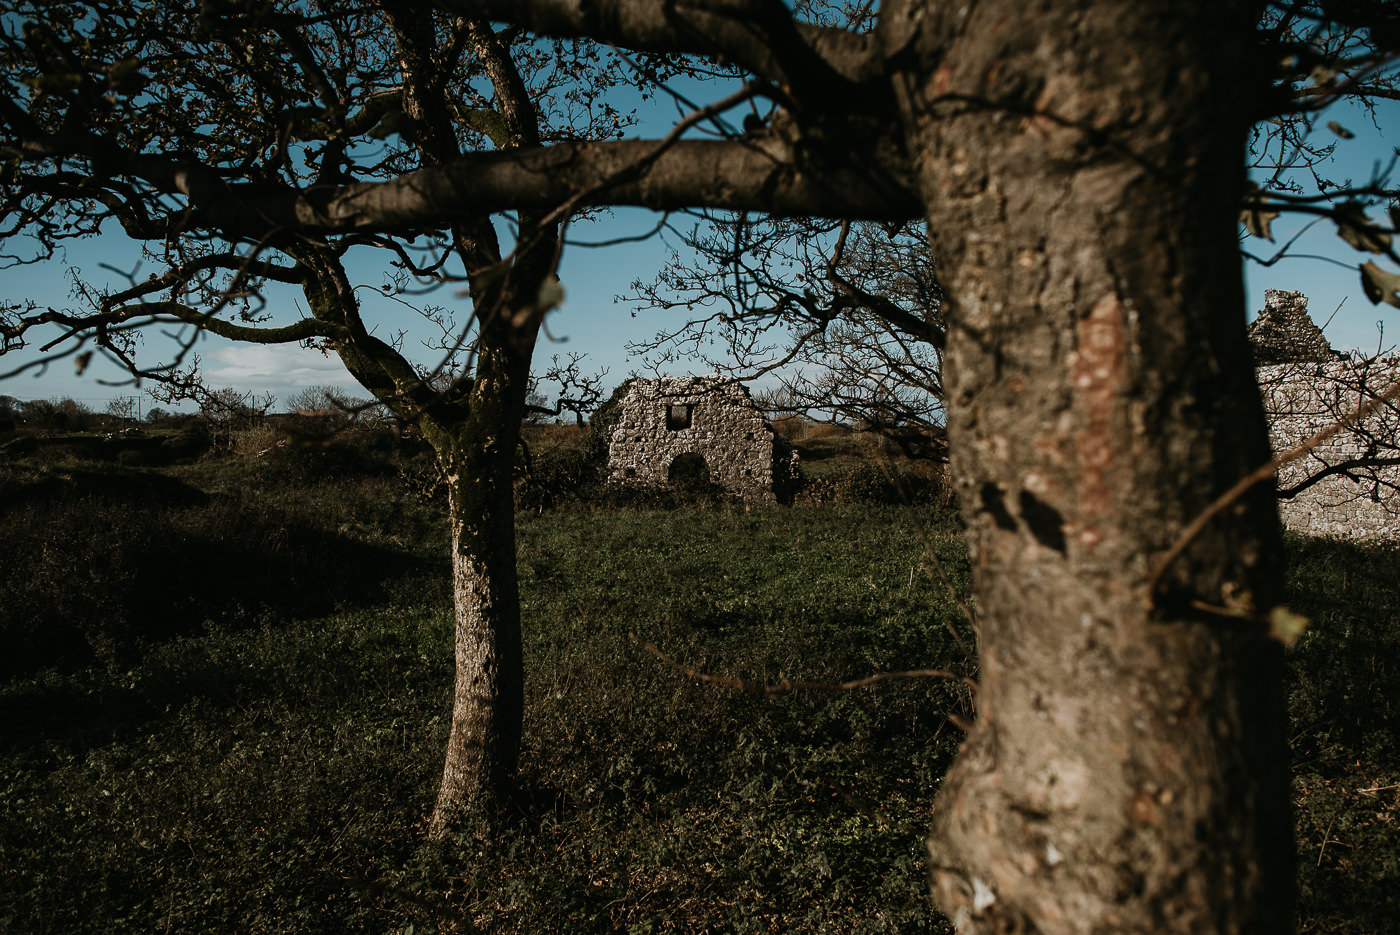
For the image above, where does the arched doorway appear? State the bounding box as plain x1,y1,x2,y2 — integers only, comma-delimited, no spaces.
667,452,713,493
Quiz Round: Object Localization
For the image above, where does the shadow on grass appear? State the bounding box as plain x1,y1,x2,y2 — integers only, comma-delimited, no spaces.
0,607,449,767
0,460,446,680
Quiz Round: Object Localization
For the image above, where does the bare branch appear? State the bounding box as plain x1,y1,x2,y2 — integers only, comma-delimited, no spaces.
434,0,883,88
202,137,918,235
1149,377,1400,602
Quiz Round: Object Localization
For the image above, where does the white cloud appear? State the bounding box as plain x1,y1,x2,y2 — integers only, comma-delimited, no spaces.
202,343,356,399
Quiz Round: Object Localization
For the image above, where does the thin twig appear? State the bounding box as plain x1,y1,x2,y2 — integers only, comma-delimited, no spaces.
1149,379,1400,602
1316,814,1338,868
639,641,977,696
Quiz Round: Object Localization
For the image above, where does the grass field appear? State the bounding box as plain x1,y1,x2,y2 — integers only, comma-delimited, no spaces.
0,445,1396,933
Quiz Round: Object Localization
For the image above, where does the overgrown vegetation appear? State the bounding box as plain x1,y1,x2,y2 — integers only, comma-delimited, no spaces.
0,433,1394,933
1283,535,1400,935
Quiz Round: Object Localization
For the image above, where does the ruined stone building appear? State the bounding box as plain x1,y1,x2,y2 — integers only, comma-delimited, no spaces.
1252,289,1400,543
1248,288,1341,365
600,296,1399,533
605,376,798,503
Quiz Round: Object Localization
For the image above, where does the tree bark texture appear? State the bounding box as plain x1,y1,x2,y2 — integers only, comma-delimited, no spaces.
430,452,523,837
427,337,535,838
887,1,1296,931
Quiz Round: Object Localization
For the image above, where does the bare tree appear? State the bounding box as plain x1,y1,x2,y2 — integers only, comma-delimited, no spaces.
630,216,946,456
525,352,609,425
191,388,275,426
285,384,385,422
14,396,96,432
0,0,665,838
4,0,1400,930
105,396,138,421
1245,5,1400,249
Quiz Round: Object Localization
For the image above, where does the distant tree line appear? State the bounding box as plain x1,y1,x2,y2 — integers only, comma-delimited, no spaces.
0,394,117,432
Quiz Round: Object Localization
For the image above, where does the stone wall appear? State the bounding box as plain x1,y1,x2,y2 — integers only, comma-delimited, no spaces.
1259,357,1400,542
1250,290,1400,543
605,376,797,503
1248,288,1340,364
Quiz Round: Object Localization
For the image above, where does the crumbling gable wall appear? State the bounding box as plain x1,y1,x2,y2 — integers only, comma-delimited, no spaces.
1252,290,1400,543
605,376,795,503
1248,288,1340,365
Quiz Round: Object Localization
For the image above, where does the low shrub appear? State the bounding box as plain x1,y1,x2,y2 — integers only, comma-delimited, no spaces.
515,441,596,512
794,462,951,507
228,424,285,456
798,420,848,441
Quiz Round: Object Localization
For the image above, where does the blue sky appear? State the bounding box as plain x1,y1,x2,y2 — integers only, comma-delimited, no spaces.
2,85,1396,413
1242,97,1400,356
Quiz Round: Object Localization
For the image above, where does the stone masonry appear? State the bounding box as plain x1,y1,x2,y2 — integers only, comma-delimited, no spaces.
1252,290,1400,543
605,376,798,503
1248,287,1340,364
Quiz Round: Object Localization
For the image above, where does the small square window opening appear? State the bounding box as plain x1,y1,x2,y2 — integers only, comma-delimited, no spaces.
666,404,693,430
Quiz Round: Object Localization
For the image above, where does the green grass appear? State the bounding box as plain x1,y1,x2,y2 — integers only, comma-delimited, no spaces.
0,451,1395,933
1,607,447,934
503,506,973,932
0,454,971,933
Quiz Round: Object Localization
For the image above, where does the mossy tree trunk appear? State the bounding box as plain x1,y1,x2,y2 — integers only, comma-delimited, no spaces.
303,243,549,837
303,247,547,835
425,334,534,836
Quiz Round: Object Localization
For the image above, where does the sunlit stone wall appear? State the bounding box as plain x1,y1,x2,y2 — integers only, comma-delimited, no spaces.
606,376,797,503
1251,290,1399,543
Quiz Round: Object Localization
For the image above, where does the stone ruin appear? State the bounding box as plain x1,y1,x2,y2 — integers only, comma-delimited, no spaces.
1252,289,1400,543
600,296,1400,533
1248,287,1340,365
605,376,799,503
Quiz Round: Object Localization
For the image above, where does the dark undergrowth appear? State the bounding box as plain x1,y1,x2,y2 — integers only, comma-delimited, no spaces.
1283,534,1400,935
0,450,1394,933
0,457,446,678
